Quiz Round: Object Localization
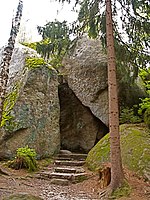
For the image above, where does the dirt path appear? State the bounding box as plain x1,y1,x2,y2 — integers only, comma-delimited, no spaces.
0,163,149,200
0,164,99,200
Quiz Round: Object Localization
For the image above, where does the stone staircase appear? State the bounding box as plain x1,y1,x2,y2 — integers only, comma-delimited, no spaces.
36,151,88,186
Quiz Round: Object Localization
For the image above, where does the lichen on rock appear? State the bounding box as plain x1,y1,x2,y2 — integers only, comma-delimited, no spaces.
1,84,20,129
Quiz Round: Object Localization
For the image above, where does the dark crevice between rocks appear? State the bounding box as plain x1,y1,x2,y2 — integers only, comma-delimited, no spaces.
58,82,109,154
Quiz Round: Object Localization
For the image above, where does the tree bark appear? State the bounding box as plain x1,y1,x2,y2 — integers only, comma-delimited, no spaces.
106,0,124,190
0,0,23,125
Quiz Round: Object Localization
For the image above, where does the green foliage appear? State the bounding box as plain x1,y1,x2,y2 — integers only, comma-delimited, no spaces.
110,181,131,199
139,68,150,95
139,68,150,82
36,20,71,67
144,108,150,128
137,68,150,127
138,97,150,115
23,42,37,51
24,20,71,69
78,0,100,39
9,146,37,172
56,0,150,76
119,107,142,124
25,57,47,69
1,85,19,127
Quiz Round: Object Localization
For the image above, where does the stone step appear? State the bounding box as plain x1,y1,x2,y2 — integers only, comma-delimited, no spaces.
34,172,51,180
54,157,73,161
54,160,85,166
54,166,85,174
50,178,70,186
58,153,87,161
49,172,87,181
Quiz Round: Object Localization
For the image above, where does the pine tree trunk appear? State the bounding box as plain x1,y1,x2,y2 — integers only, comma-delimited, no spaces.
0,0,23,125
106,0,124,190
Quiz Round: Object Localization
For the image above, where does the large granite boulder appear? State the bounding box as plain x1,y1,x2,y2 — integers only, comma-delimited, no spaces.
86,124,150,180
62,36,108,126
59,82,108,153
61,36,147,127
0,44,60,159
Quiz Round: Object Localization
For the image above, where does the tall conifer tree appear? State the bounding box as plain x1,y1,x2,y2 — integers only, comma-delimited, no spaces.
55,0,149,192
106,0,124,190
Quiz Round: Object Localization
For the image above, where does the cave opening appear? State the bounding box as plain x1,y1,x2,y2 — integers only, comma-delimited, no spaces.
58,82,109,154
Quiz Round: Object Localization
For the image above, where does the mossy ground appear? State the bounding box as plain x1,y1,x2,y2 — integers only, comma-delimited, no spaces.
86,124,150,179
109,181,131,199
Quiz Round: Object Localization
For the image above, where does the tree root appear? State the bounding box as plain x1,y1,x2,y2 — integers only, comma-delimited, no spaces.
99,187,112,200
0,167,9,176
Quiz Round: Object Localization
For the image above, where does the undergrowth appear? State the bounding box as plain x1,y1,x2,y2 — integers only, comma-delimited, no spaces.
9,146,37,172
109,181,131,199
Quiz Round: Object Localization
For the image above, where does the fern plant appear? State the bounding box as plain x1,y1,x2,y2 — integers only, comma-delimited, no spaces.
9,146,37,172
120,107,142,124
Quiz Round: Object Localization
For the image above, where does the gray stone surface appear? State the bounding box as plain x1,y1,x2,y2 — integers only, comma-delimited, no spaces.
61,36,109,126
0,45,60,159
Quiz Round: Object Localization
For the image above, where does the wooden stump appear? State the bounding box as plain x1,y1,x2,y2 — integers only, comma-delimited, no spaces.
98,166,111,188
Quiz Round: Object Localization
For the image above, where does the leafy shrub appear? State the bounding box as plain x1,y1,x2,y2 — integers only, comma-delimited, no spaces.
139,68,150,95
144,108,150,128
120,107,142,124
9,146,37,172
138,97,150,115
138,97,150,128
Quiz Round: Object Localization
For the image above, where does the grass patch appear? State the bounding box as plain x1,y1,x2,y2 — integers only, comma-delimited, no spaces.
109,181,131,199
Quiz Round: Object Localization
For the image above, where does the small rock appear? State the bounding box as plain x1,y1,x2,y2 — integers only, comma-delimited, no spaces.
59,150,72,155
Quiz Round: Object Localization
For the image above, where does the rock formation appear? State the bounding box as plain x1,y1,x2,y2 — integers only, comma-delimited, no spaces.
61,36,147,126
0,36,146,158
0,45,60,159
58,36,147,152
61,36,109,126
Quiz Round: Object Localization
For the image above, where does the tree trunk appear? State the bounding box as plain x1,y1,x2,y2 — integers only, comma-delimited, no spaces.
0,0,23,125
106,0,124,190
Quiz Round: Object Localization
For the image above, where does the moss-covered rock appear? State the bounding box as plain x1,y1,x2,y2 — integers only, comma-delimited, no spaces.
86,124,150,180
25,57,47,69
